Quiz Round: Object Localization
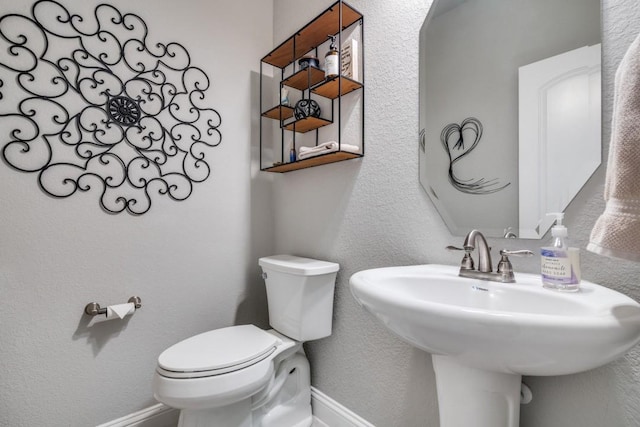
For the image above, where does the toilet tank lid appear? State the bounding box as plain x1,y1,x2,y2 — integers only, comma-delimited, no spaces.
259,255,339,276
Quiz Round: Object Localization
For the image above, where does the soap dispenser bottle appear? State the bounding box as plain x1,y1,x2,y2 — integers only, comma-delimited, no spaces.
541,213,580,292
325,34,339,79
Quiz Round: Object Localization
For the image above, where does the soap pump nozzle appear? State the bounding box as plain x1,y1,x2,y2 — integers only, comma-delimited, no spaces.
546,212,568,245
547,212,564,225
328,34,337,51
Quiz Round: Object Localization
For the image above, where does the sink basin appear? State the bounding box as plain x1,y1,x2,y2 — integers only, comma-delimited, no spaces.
350,264,640,375
350,264,640,427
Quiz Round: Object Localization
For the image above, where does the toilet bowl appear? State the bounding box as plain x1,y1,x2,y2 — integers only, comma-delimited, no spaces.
153,255,339,427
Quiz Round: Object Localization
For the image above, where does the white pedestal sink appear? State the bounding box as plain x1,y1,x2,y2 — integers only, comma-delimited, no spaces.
350,264,640,427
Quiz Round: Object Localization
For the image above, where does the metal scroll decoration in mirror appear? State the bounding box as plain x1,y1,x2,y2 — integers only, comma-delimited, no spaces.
0,0,222,215
440,117,509,195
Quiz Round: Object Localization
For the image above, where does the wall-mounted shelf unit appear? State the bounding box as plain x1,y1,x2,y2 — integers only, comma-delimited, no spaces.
259,0,364,173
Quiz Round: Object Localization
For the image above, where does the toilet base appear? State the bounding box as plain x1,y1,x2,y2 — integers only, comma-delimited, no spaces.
177,351,313,427
178,399,253,427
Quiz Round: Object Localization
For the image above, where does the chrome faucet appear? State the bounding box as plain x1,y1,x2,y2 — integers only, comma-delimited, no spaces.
463,229,492,273
447,229,533,283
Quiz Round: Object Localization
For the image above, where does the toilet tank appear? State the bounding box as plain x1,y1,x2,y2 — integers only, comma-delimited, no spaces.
259,255,339,341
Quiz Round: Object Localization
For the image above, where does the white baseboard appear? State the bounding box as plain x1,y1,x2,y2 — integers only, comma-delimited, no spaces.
97,389,372,427
96,403,179,427
311,387,375,427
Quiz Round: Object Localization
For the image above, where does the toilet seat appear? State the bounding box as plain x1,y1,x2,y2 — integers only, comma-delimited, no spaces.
153,327,299,410
157,325,280,379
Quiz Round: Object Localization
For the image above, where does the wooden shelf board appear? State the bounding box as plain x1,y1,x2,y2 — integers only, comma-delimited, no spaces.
283,116,332,133
283,67,326,91
262,105,295,121
263,151,362,173
312,76,362,99
262,2,362,69
262,38,295,69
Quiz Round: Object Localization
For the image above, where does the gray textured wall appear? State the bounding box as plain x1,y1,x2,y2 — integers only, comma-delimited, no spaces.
2,1,639,425
273,0,640,426
0,1,273,425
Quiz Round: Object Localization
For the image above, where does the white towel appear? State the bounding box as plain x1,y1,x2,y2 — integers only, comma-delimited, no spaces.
588,33,640,262
298,141,360,160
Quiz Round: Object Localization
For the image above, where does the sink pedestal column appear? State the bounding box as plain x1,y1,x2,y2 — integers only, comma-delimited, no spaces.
432,355,522,427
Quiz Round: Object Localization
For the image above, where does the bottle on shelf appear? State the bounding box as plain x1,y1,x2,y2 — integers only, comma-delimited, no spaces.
280,87,290,106
325,34,339,79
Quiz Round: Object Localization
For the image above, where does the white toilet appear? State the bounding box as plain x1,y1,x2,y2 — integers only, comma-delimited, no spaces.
153,255,339,427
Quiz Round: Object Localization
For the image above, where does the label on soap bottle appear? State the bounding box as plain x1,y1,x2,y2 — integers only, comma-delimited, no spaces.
541,248,572,283
325,54,339,78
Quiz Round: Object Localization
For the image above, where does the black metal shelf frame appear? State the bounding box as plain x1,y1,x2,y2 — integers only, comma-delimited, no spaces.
259,0,365,172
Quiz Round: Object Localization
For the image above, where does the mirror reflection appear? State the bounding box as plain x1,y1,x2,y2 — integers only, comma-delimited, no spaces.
419,0,601,239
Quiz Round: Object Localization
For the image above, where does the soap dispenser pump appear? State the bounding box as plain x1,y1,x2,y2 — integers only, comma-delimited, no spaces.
541,213,580,292
548,212,568,248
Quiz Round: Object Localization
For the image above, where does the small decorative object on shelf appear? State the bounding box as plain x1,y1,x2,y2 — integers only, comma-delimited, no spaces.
324,35,339,79
281,88,290,106
341,38,359,80
294,99,321,120
298,56,320,69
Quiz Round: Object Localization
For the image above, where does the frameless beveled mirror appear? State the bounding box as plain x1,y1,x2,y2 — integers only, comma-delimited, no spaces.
419,0,601,239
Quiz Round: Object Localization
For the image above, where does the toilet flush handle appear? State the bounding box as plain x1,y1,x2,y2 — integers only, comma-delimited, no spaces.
262,272,268,280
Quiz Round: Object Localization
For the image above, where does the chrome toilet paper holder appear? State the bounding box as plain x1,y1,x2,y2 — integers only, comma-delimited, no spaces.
84,296,142,316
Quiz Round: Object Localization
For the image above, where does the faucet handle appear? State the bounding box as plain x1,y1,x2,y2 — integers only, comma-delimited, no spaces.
496,249,534,280
499,249,534,257
446,246,474,270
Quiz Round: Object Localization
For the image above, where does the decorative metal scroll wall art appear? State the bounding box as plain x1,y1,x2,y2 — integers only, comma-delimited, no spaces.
440,117,509,195
0,1,222,215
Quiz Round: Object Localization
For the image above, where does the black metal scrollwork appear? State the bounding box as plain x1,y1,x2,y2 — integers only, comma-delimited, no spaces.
0,0,222,215
107,96,142,126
